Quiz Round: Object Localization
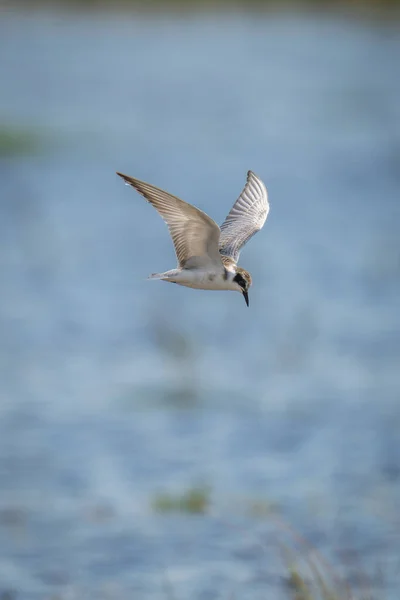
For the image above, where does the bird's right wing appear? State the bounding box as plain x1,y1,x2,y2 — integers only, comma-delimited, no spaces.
117,173,222,269
219,171,269,263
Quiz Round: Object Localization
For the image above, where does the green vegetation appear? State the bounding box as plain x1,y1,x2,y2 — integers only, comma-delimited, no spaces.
283,551,346,600
0,125,43,158
151,487,283,516
152,485,211,514
286,565,315,600
277,519,354,600
151,485,382,599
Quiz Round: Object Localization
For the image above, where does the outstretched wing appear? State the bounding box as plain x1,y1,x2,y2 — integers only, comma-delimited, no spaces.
219,171,269,263
117,172,222,269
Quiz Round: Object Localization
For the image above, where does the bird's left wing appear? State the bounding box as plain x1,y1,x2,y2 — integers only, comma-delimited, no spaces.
219,171,269,263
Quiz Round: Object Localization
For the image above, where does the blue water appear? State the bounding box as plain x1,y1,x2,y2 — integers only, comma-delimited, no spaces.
0,7,400,599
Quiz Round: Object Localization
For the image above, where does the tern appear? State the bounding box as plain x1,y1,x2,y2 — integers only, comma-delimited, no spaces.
116,170,269,306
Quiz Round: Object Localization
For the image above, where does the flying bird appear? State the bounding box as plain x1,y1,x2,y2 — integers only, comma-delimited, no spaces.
116,170,269,306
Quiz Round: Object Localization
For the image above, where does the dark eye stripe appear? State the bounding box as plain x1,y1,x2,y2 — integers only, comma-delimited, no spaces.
234,274,246,288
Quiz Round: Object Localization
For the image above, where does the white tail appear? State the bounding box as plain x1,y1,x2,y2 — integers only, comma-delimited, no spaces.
147,268,181,281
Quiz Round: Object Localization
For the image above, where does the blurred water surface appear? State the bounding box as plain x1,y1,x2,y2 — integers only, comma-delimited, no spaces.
0,7,400,599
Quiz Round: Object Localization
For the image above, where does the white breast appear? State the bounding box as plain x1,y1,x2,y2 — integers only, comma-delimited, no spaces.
171,268,238,291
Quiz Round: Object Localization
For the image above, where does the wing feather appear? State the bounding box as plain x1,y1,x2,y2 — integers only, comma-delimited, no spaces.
117,173,222,269
219,171,269,263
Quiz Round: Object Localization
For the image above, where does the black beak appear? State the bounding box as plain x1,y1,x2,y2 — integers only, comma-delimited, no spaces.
242,290,249,307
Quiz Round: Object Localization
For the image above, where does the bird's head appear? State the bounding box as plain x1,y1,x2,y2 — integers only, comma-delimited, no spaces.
233,268,252,307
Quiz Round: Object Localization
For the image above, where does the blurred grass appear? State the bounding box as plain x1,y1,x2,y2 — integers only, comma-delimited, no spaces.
277,516,382,600
0,125,43,158
285,565,339,600
283,547,346,600
152,485,211,514
151,486,383,599
151,486,283,516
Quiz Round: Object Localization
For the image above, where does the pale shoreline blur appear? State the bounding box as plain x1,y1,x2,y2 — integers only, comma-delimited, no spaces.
3,0,400,16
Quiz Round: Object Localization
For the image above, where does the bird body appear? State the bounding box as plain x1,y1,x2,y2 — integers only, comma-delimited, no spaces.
148,265,236,291
116,170,269,306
